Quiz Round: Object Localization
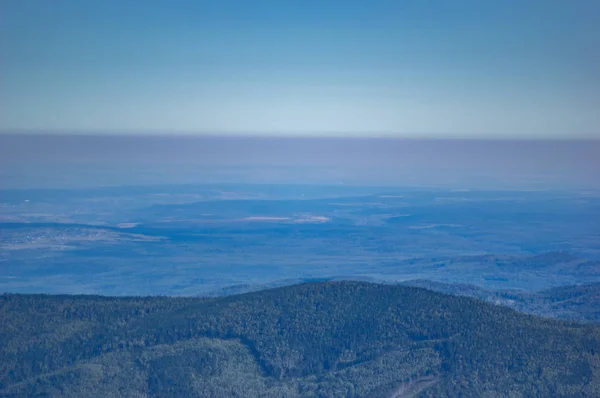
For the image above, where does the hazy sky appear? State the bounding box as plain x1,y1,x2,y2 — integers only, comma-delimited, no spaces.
1,0,599,138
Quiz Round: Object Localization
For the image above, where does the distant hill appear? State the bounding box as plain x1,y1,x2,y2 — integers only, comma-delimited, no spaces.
401,252,600,290
2,282,599,397
403,280,600,323
532,282,600,322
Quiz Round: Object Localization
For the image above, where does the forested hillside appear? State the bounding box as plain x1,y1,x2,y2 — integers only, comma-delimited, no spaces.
2,282,599,397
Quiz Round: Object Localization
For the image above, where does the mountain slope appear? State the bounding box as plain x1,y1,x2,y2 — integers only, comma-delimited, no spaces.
1,282,599,397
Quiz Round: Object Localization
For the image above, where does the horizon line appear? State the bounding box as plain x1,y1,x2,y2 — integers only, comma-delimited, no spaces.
1,130,599,141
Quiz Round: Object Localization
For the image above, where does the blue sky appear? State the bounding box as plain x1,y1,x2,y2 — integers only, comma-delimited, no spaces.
1,0,599,138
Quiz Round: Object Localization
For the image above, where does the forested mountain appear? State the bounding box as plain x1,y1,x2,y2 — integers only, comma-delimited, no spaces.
2,282,599,397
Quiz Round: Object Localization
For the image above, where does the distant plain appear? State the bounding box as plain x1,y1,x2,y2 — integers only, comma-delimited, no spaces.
2,183,599,296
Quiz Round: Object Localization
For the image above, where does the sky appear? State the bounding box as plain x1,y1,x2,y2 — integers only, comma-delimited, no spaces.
1,0,599,138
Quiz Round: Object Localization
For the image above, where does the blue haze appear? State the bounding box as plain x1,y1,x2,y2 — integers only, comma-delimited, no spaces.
1,135,600,296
